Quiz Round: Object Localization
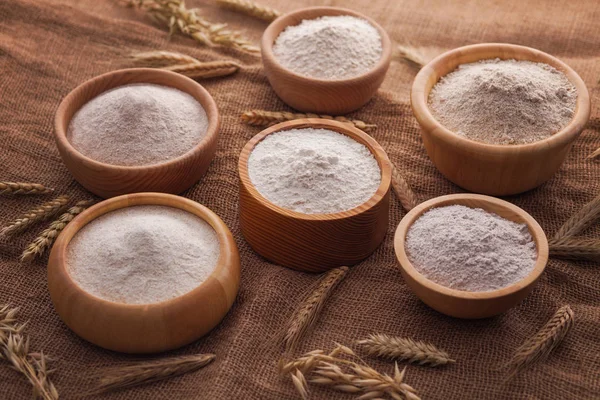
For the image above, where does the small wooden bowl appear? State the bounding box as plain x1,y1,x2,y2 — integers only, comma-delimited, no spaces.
54,68,220,199
47,193,240,353
261,7,392,114
411,43,591,196
394,194,549,319
239,119,391,272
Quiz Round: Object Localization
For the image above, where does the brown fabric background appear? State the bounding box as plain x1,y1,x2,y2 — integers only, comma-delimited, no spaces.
1,0,599,398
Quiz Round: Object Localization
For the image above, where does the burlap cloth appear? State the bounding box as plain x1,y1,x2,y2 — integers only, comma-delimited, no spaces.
1,0,599,398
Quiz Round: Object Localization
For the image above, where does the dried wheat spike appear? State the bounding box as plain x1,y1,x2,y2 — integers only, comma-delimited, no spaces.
391,163,418,212
0,182,54,196
88,353,215,395
162,60,240,78
396,45,427,69
358,333,454,367
1,195,70,237
21,200,93,263
507,305,574,373
130,50,200,66
284,266,349,353
554,194,600,240
241,110,377,132
549,237,600,262
216,0,280,21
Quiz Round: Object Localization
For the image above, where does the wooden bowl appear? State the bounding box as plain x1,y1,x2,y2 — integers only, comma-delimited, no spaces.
239,119,391,272
261,7,392,114
47,193,240,353
54,68,220,199
411,43,591,196
394,193,549,319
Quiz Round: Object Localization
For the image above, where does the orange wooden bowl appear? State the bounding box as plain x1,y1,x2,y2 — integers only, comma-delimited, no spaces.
239,119,391,272
394,194,549,319
47,193,240,353
261,7,392,114
411,43,591,196
54,68,220,199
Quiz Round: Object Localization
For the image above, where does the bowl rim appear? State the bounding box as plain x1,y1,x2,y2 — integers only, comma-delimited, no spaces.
261,6,392,85
54,68,220,172
393,193,549,300
410,43,591,154
48,192,239,310
238,118,392,221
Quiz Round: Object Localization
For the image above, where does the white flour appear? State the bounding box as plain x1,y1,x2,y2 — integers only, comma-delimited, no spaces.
272,15,382,80
247,128,381,214
428,59,576,145
68,83,208,166
67,205,220,304
405,205,537,292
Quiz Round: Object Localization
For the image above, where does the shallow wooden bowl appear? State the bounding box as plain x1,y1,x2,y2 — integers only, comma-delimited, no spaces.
54,68,220,198
239,119,391,272
411,43,591,196
261,7,392,114
47,193,240,353
394,194,549,319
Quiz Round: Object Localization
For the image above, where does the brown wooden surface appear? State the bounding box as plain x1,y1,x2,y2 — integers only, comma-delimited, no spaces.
261,6,392,114
238,119,391,272
47,193,241,354
411,43,591,196
394,193,549,319
54,68,221,199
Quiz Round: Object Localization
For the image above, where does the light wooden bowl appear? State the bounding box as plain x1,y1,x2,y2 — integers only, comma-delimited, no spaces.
394,194,549,319
47,193,240,353
54,68,220,199
411,43,591,196
261,7,392,114
239,119,391,272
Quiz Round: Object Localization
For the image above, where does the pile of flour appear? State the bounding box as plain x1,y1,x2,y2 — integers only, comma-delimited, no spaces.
67,205,220,304
272,15,382,80
428,59,577,145
405,205,537,292
68,83,208,166
247,128,381,214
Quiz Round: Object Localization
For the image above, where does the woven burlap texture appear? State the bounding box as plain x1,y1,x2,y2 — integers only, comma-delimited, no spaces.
1,0,599,398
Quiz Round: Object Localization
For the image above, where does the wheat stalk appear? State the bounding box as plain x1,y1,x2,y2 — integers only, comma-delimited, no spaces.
130,50,200,66
554,194,600,240
216,0,280,22
506,305,574,373
357,333,454,367
0,195,70,237
241,110,377,132
21,200,93,263
0,305,58,400
126,0,259,53
284,267,349,353
0,182,53,196
391,163,417,212
549,237,600,262
396,45,427,69
587,147,600,160
162,60,240,78
88,353,215,395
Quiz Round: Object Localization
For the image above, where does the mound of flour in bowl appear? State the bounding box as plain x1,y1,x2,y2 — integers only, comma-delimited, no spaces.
247,128,381,214
68,83,209,166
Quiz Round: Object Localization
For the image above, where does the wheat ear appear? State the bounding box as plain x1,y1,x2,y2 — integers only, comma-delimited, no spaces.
88,353,215,395
396,45,427,68
358,333,454,367
130,50,200,66
162,60,240,78
1,195,70,237
241,110,377,132
554,194,600,240
284,266,349,353
506,305,574,373
391,163,417,212
21,200,93,263
0,305,59,400
0,182,53,196
216,0,280,21
549,238,600,262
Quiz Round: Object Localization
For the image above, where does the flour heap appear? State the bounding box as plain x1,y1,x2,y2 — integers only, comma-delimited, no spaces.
67,205,220,304
405,205,537,292
428,59,577,145
272,15,382,80
248,128,381,214
68,83,209,166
